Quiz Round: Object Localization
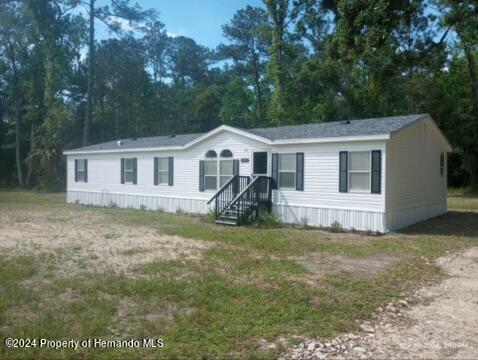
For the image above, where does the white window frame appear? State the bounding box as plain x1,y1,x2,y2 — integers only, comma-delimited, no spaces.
219,159,234,188
123,158,134,184
77,159,86,182
203,152,235,191
252,150,269,176
157,157,170,185
204,159,217,191
348,151,371,193
278,153,296,190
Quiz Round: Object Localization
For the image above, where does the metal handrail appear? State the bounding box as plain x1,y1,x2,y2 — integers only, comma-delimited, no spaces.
229,176,261,207
206,175,237,205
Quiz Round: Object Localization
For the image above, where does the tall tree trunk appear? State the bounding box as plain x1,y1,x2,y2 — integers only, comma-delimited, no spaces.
14,95,23,187
458,31,478,187
462,42,478,123
25,122,34,187
265,0,288,126
252,52,264,123
82,0,95,146
276,33,285,126
100,94,104,143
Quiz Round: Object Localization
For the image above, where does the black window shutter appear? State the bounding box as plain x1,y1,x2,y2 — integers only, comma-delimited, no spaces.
271,153,279,189
371,150,381,194
154,157,159,185
121,158,125,184
199,160,205,191
168,157,174,186
296,152,304,191
339,151,348,193
233,159,239,175
84,159,88,183
133,158,137,184
74,159,78,182
440,153,444,175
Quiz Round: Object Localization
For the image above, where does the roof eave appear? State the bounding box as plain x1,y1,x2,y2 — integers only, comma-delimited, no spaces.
271,134,390,145
63,133,390,155
63,145,185,155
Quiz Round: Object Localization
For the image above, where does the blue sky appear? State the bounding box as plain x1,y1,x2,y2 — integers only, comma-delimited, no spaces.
97,0,265,48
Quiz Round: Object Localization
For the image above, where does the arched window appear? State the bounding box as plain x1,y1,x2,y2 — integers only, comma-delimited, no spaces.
202,150,234,190
205,150,217,158
220,149,233,158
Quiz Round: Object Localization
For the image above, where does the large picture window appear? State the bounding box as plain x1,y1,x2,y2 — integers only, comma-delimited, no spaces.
348,151,371,192
278,154,296,189
202,150,235,190
123,158,135,184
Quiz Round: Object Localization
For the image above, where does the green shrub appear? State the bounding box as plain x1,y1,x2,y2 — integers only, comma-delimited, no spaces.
258,212,282,228
330,221,344,233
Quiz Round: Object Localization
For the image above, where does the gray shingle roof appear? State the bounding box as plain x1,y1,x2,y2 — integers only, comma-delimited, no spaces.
66,114,428,153
69,132,204,152
244,114,427,141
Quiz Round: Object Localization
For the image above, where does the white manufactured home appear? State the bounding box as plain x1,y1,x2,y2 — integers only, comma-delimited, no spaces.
64,114,451,232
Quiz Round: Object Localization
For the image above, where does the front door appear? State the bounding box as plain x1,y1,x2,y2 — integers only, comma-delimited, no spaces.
253,151,268,176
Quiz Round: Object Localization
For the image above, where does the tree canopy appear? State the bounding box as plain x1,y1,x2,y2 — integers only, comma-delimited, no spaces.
0,0,477,189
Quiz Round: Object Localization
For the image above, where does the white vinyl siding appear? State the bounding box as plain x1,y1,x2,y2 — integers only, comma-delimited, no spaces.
66,130,387,231
348,151,371,192
279,154,296,189
157,157,169,184
77,160,86,182
385,117,448,230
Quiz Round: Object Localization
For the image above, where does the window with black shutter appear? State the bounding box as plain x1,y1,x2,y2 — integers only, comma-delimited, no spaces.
122,158,137,184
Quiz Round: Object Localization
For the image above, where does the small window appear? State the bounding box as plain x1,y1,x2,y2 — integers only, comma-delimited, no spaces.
220,149,233,158
278,154,296,189
204,160,218,190
440,153,445,176
124,158,134,184
348,151,371,192
157,157,169,184
76,159,87,182
205,150,217,158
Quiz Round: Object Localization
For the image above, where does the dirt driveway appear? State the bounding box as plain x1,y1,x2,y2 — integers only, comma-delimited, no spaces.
282,247,478,359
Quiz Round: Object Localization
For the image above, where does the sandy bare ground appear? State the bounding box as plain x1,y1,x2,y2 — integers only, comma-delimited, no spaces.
282,247,478,359
366,247,478,359
0,207,211,276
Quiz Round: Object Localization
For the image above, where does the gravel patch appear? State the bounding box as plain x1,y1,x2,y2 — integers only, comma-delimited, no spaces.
281,247,478,359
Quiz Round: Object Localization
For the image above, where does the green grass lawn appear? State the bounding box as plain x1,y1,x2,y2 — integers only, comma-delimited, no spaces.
1,190,478,359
